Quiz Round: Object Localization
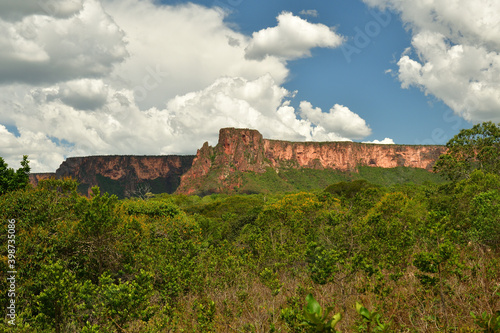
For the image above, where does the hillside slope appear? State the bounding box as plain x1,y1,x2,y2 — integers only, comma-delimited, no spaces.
176,128,447,195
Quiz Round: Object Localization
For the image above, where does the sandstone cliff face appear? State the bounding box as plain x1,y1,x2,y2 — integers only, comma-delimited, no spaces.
176,128,447,195
32,155,195,197
263,140,445,171
29,173,57,186
177,128,273,195
30,128,447,197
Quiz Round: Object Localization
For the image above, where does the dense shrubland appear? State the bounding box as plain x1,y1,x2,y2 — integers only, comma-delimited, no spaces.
1,123,500,332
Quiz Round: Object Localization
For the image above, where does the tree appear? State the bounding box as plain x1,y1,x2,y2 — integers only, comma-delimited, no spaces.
74,186,122,281
434,121,500,181
0,155,30,195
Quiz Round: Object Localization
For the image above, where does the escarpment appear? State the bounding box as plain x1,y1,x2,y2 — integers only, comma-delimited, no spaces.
31,128,447,196
175,128,447,194
31,155,195,198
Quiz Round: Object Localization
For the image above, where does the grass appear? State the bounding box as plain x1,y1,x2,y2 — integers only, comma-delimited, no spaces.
235,166,446,195
85,166,447,198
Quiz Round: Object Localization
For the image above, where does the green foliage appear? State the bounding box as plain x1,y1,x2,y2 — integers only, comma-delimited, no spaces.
434,121,500,181
324,179,378,199
122,199,181,218
471,310,500,332
95,269,155,330
306,242,344,285
249,192,325,266
2,131,500,332
301,294,341,333
73,186,123,280
260,267,283,296
443,170,500,247
470,190,500,247
358,192,422,271
95,174,125,198
239,166,443,194
355,302,391,332
357,166,445,187
38,177,79,194
34,261,82,333
0,155,30,195
193,298,216,332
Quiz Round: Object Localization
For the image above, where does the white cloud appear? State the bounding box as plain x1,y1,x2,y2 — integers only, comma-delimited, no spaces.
0,0,128,85
0,0,84,21
0,1,374,172
3,74,373,172
30,79,109,110
58,79,109,110
245,12,344,61
363,0,500,123
299,9,318,17
362,138,395,144
103,0,289,109
299,101,372,139
0,125,71,172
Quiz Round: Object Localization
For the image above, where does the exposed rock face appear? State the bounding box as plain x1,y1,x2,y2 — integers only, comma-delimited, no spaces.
30,128,447,196
31,155,195,197
263,140,445,170
176,128,447,195
29,173,57,186
177,129,270,195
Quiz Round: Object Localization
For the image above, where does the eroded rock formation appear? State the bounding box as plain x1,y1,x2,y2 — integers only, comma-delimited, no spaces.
30,128,447,196
176,128,447,194
31,155,195,197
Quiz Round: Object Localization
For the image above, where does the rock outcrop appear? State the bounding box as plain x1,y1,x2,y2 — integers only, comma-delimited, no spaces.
31,155,195,197
176,128,447,194
30,128,447,196
29,173,57,186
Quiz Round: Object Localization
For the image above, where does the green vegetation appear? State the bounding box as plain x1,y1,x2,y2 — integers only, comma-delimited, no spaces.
93,165,444,198
434,121,500,181
1,123,500,331
95,175,181,199
0,155,30,195
234,165,445,195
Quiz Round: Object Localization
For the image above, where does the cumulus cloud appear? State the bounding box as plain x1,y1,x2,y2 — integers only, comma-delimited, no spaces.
103,0,289,109
3,74,371,172
30,79,109,110
362,138,395,144
0,125,71,172
58,79,109,110
363,0,500,123
0,1,373,172
0,0,128,85
0,0,84,21
245,12,344,61
299,101,372,139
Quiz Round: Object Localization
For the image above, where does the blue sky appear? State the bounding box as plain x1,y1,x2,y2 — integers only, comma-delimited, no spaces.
190,0,471,145
0,0,498,172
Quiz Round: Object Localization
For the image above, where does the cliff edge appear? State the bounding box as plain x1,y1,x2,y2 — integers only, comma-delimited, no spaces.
29,128,447,196
176,128,447,195
31,155,195,198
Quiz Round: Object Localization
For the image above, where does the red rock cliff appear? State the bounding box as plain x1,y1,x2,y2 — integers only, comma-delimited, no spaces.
29,173,57,186
176,128,447,195
32,155,195,197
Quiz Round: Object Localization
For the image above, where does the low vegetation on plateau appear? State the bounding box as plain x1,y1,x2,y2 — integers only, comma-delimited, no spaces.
1,122,500,332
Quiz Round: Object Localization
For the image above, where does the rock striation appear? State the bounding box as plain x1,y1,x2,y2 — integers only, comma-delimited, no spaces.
30,128,447,196
176,128,447,194
31,155,195,197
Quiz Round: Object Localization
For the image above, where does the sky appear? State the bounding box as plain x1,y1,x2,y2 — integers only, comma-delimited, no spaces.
1,0,499,172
